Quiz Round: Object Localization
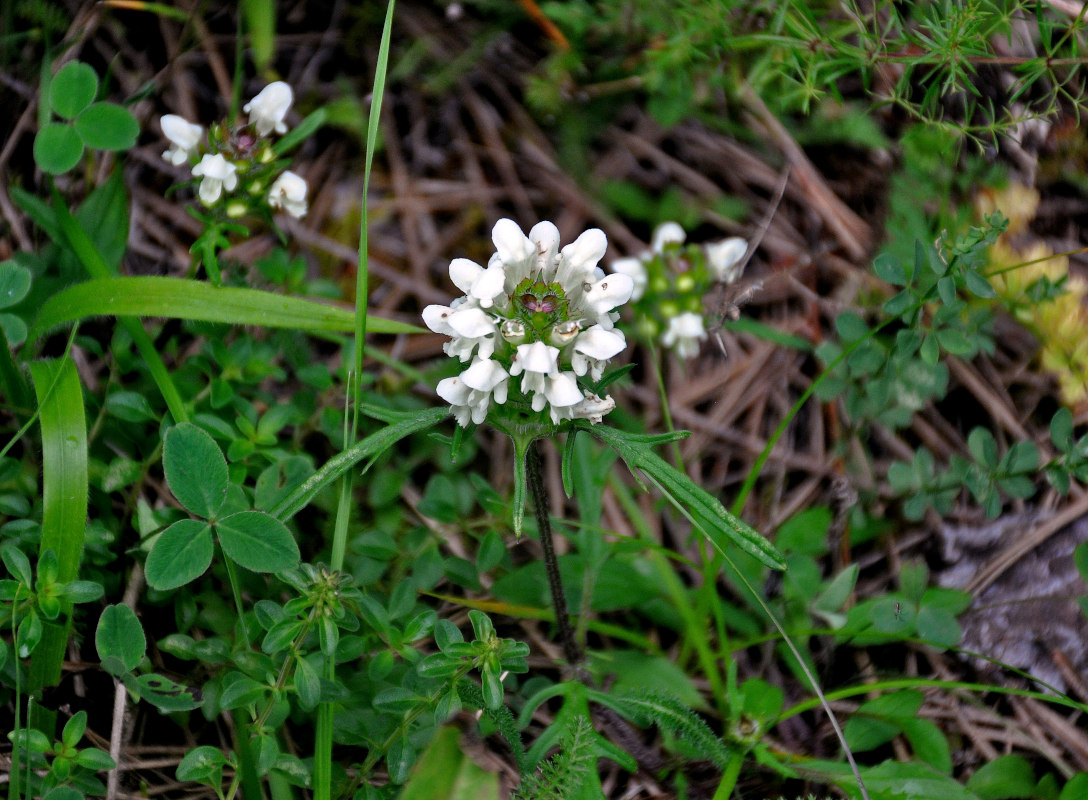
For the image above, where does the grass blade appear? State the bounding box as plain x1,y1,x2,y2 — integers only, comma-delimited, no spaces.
28,357,88,698
28,276,422,343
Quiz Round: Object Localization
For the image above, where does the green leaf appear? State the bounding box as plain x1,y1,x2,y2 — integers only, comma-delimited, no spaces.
144,519,214,590
293,655,321,711
75,103,139,151
812,564,859,615
29,276,422,343
915,604,961,648
935,326,974,356
396,726,501,800
105,391,157,423
1060,773,1088,800
873,253,906,285
964,269,997,298
136,673,202,712
586,424,785,570
49,61,98,119
33,123,84,174
0,260,32,309
242,0,276,70
841,760,976,800
164,424,229,518
899,717,952,774
967,754,1036,799
29,357,88,693
177,746,228,783
95,604,146,674
269,406,448,521
43,788,82,800
215,511,299,573
0,313,27,347
1051,407,1074,451
937,275,958,306
835,311,870,343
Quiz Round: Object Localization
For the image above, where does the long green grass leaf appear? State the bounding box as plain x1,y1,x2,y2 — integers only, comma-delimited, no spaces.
49,185,190,423
28,357,88,696
28,276,422,342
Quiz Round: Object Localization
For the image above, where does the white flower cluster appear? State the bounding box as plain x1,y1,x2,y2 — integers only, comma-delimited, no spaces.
159,82,308,219
426,220,634,427
610,222,747,359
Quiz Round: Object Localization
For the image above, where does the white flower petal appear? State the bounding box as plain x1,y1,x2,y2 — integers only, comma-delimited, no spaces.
462,358,508,392
544,372,582,407
651,221,686,253
492,219,533,265
661,312,707,358
447,307,496,338
192,153,226,179
573,325,626,360
161,114,203,165
582,273,634,315
705,237,748,283
448,258,484,295
268,170,307,218
611,257,648,301
529,221,560,273
244,81,293,137
515,341,559,375
436,376,472,405
559,228,607,276
422,305,456,335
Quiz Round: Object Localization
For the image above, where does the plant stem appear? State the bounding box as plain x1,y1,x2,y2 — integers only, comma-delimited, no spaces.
526,440,582,668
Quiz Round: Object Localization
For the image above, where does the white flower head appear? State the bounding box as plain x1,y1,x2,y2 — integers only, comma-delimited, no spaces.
244,82,293,137
161,114,204,166
191,153,238,205
705,237,748,284
429,219,631,427
651,221,686,253
268,171,308,218
661,311,707,359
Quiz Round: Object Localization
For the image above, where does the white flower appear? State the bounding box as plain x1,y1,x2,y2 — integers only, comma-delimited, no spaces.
191,153,238,205
423,301,498,362
268,171,308,218
160,114,203,166
429,219,631,427
611,257,648,301
462,357,509,405
651,221,686,252
449,258,506,309
661,311,707,359
705,237,747,284
244,82,293,137
510,341,582,418
571,325,626,381
436,375,491,426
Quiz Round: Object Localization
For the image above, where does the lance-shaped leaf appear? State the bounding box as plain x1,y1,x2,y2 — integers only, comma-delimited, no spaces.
28,276,422,343
583,423,786,571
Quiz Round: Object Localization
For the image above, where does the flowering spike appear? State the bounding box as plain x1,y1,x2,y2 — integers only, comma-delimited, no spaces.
429,220,630,427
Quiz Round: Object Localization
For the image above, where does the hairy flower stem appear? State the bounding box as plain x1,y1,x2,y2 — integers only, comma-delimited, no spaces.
526,440,583,668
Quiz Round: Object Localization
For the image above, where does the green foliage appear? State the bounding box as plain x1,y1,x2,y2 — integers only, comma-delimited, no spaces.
33,61,138,174
505,1,1088,147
